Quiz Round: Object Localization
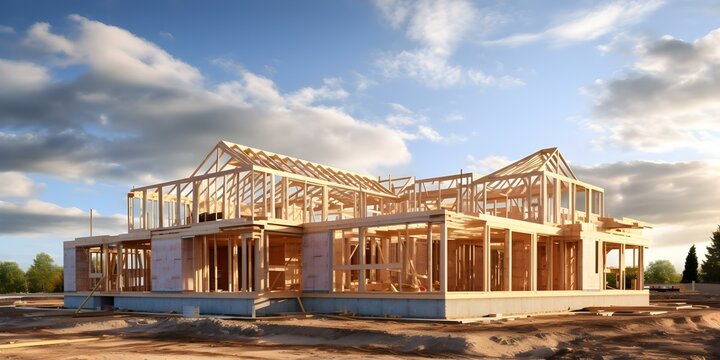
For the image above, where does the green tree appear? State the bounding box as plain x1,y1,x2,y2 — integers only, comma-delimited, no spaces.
644,260,677,284
0,261,27,293
52,269,64,293
701,226,720,282
681,245,699,283
26,253,61,293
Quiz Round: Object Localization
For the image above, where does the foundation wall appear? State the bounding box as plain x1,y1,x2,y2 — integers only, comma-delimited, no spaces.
445,291,649,318
64,295,300,317
301,296,446,318
64,290,648,319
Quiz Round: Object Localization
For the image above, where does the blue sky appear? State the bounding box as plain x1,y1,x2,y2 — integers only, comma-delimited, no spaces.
1,0,719,272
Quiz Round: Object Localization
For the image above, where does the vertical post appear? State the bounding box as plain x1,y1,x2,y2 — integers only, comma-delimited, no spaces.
262,173,268,217
554,178,560,224
270,174,276,218
251,170,256,222
540,175,546,224
203,236,209,291
527,176,533,221
117,242,123,292
254,235,261,292
228,237,233,292
322,185,328,221
158,188,164,228
141,190,147,229
427,223,433,291
570,183,576,223
547,237,554,290
504,230,512,291
302,181,307,223
483,224,491,291
619,243,626,290
282,177,288,220
235,173,241,219
638,246,644,290
531,233,538,291
241,235,248,291
264,232,270,288
358,227,365,292
559,240,566,290
102,243,109,291
586,188,592,223
439,222,448,293
176,185,182,226
598,240,605,290
213,236,218,292
192,182,199,224
482,183,487,214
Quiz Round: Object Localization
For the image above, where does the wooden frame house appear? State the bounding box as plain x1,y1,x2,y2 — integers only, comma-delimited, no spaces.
64,141,650,318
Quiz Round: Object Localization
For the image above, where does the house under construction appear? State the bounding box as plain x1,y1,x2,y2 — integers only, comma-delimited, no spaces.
64,141,650,319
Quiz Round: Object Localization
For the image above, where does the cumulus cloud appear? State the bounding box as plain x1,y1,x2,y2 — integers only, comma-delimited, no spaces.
584,28,720,153
0,199,125,236
574,161,720,250
0,15,412,184
382,103,462,143
0,59,50,95
486,1,664,47
0,25,14,34
465,154,511,174
0,172,43,198
374,0,521,88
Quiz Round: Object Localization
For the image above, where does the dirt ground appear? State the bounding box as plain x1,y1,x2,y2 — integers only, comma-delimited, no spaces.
1,296,719,359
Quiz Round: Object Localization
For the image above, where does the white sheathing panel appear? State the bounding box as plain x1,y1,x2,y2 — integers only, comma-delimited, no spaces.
581,237,601,290
63,247,76,292
151,238,183,292
302,232,330,291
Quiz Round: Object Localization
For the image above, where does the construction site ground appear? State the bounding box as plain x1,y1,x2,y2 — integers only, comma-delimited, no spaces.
1,294,719,359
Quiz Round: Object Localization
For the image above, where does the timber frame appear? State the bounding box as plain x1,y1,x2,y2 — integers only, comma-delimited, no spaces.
63,141,651,318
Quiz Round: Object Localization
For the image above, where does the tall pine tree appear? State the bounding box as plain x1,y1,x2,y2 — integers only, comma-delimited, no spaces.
681,245,698,283
701,226,720,282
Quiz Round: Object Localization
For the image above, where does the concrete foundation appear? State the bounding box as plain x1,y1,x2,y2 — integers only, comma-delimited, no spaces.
64,290,648,319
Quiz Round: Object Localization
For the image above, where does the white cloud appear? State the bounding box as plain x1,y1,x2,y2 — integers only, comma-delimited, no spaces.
465,154,511,174
416,125,443,142
404,0,477,56
584,28,720,153
288,77,349,105
374,0,521,88
0,15,412,183
24,15,202,88
574,160,720,269
0,172,42,198
0,199,125,236
0,25,14,34
159,31,174,40
444,113,464,122
375,0,413,28
0,59,50,95
486,1,664,47
354,72,376,91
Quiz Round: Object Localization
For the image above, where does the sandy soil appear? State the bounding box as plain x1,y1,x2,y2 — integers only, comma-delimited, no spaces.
1,303,719,360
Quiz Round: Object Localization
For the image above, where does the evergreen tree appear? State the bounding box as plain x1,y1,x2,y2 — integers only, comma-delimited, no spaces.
701,226,720,283
681,245,699,283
